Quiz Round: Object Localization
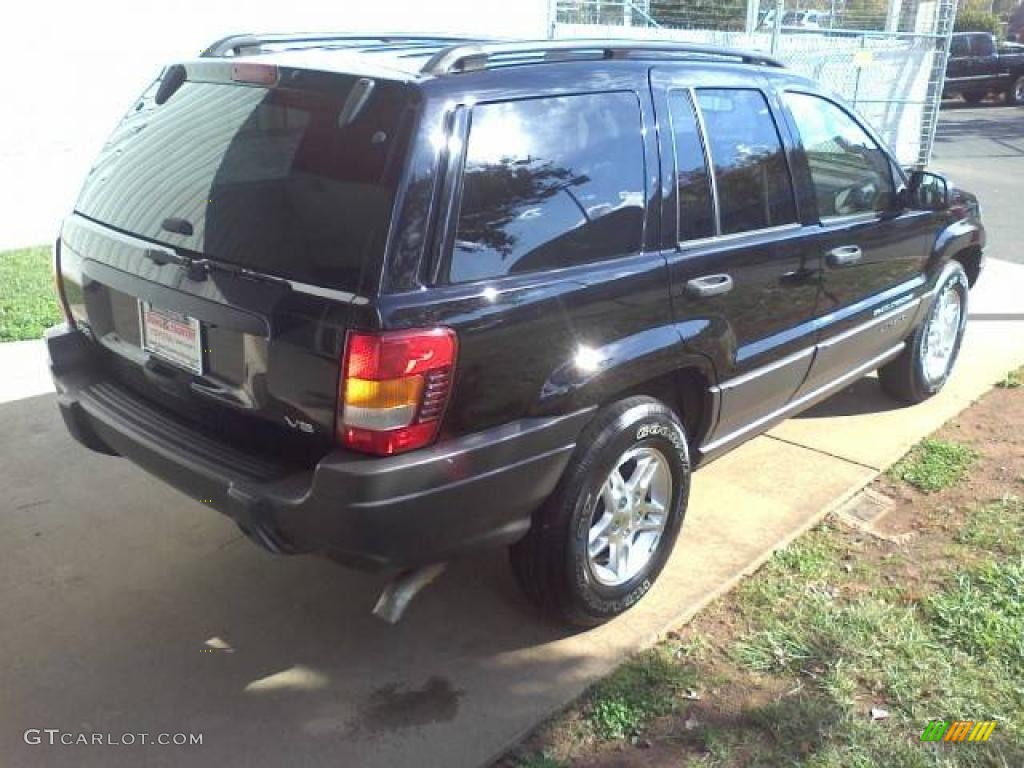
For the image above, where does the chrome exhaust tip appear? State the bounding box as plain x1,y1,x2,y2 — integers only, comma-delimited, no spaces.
371,563,447,624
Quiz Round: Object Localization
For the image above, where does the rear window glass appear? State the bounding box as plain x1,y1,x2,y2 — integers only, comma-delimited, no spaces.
75,77,410,292
449,92,645,284
696,89,797,235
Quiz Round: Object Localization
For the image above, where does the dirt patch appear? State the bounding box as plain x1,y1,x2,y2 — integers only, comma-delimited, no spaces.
872,384,1024,540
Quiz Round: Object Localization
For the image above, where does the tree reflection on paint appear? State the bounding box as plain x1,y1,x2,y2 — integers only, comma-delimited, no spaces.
450,93,646,284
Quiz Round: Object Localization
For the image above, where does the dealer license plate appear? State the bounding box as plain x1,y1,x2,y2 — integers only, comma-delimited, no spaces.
138,301,203,375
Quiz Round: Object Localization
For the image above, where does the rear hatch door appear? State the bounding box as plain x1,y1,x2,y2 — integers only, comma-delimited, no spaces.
60,60,414,466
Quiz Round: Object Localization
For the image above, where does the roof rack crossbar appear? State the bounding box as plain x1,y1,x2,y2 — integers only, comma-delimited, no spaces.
421,40,784,75
202,33,481,59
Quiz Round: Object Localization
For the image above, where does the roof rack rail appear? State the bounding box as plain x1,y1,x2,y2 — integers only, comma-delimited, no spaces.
202,33,481,59
421,39,784,75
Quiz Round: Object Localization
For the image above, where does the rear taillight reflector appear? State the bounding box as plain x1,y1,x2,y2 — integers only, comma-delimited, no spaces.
338,328,457,456
52,237,75,328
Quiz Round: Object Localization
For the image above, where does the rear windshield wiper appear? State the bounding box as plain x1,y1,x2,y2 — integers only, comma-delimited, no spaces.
143,247,188,268
185,256,292,289
145,242,289,289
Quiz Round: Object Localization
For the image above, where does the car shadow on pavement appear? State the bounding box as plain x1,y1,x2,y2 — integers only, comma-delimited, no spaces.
0,392,591,768
791,375,904,420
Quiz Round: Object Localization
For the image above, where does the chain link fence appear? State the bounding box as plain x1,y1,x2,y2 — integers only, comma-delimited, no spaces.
553,0,957,167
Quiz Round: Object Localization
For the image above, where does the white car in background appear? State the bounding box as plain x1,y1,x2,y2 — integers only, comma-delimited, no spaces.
760,9,835,31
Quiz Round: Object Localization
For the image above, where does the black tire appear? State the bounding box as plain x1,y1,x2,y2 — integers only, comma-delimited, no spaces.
878,261,969,404
1006,76,1024,106
510,396,690,627
962,91,986,105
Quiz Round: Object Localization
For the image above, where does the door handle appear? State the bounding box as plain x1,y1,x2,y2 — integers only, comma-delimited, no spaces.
685,273,733,298
826,245,862,268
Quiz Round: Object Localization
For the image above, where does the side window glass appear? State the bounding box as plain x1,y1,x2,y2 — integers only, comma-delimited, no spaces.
972,34,995,57
667,90,715,241
950,36,969,57
449,92,645,284
696,89,797,235
783,92,895,219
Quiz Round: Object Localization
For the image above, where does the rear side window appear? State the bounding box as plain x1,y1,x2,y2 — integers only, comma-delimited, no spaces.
970,34,995,57
950,36,969,57
783,92,894,218
667,90,715,242
696,89,796,235
76,78,410,291
449,92,645,284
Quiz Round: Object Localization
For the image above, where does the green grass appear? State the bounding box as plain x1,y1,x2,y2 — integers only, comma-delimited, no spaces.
0,245,63,341
995,368,1022,389
926,557,1024,668
955,497,1024,557
708,522,1022,766
585,647,695,740
511,754,564,768
890,438,977,493
510,486,1024,767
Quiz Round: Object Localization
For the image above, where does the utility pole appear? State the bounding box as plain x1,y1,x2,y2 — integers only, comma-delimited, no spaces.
886,0,905,32
746,0,761,35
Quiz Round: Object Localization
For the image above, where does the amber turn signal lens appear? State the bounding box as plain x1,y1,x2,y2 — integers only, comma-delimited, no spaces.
344,376,423,410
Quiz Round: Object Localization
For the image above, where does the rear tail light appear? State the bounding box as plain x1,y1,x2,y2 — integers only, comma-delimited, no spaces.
52,237,75,328
338,328,457,456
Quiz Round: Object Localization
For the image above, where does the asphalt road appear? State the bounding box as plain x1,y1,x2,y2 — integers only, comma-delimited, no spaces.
932,102,1024,265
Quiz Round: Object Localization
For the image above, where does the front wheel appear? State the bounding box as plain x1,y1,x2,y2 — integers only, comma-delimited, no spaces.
878,261,969,404
1006,76,1024,106
510,397,690,627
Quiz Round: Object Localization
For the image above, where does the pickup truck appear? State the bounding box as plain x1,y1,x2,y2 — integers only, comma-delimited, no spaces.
944,32,1024,105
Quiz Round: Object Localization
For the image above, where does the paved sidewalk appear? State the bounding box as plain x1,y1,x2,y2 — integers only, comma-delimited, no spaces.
0,338,51,404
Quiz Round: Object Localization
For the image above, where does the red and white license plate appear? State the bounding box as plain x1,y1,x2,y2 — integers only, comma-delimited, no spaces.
138,301,203,375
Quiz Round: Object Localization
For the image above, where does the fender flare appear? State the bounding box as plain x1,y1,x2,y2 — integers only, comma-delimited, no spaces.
926,217,985,288
534,323,719,436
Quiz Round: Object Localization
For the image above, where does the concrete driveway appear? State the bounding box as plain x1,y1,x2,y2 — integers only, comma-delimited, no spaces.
2,106,1023,768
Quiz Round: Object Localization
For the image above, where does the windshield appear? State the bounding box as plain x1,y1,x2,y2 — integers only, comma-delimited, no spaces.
75,76,410,291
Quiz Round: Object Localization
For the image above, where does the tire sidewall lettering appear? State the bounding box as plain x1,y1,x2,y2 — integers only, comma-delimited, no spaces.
569,413,689,618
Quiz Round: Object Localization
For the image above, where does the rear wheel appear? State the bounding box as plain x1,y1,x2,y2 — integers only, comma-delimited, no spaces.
510,397,690,627
1006,76,1024,106
878,261,969,404
962,90,986,105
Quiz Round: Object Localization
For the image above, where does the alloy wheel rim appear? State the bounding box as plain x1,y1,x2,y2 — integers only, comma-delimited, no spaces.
586,446,672,587
921,283,962,383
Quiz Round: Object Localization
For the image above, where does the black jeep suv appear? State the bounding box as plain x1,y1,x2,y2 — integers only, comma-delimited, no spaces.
49,35,984,626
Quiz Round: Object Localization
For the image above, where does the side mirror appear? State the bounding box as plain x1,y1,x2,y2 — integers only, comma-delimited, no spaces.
905,170,950,211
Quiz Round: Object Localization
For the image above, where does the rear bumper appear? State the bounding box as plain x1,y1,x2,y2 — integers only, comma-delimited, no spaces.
47,325,592,569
